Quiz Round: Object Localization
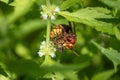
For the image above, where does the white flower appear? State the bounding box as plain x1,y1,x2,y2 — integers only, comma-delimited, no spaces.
41,41,45,45
40,4,60,20
40,41,45,49
40,46,43,49
38,41,56,58
41,14,48,20
50,53,56,58
51,15,55,20
40,5,45,9
52,12,56,15
55,7,60,12
54,48,56,51
38,51,44,57
40,12,43,14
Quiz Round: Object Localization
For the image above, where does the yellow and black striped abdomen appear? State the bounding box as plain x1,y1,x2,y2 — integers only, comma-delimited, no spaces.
50,25,65,38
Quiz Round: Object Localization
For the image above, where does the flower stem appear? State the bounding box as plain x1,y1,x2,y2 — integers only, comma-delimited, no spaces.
44,55,52,65
46,0,51,47
46,20,51,47
46,0,51,7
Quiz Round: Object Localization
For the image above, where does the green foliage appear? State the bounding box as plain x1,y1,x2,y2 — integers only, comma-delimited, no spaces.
0,0,9,3
0,65,8,77
113,27,120,40
0,0,120,80
92,41,120,71
7,0,36,24
100,0,120,9
6,58,89,80
92,69,115,80
60,0,81,10
58,7,114,34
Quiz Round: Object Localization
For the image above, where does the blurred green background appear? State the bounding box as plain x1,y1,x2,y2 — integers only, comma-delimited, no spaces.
0,0,120,80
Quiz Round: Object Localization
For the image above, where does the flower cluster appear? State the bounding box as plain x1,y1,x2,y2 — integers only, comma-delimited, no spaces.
40,5,60,20
38,41,56,58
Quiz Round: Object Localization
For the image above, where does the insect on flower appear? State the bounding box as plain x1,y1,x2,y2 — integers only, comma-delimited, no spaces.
50,22,79,56
50,25,65,38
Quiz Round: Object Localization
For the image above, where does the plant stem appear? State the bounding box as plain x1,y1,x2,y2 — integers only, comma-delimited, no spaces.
41,54,53,67
46,0,51,7
41,20,51,66
45,0,51,47
46,20,51,47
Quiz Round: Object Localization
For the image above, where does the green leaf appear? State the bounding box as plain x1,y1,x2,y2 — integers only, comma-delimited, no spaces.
62,70,78,80
113,62,118,72
41,61,90,75
53,19,68,25
73,7,112,18
42,61,90,72
44,70,79,80
7,59,90,79
0,65,8,77
7,59,43,77
0,0,9,3
7,0,35,24
42,61,90,80
43,72,64,80
92,69,115,80
113,27,120,40
44,70,78,80
58,7,114,34
92,41,120,71
60,0,81,10
40,56,90,80
100,0,120,9
90,7,111,14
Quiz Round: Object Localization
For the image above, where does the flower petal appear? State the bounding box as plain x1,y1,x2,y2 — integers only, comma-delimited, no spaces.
50,53,56,58
51,15,55,20
38,51,44,57
55,7,60,12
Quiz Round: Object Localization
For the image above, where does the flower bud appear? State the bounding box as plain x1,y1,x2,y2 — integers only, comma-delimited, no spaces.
38,41,56,58
40,4,60,20
41,14,48,20
55,7,60,12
